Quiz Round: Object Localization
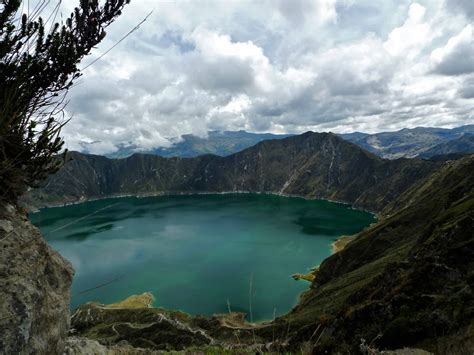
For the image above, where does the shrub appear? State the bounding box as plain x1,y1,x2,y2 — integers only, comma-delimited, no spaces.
0,0,129,203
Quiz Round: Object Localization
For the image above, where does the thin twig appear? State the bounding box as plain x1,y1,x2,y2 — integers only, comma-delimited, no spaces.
226,298,241,346
45,203,120,235
308,323,321,342
81,10,154,71
74,274,125,296
272,307,276,343
313,327,326,349
249,272,257,345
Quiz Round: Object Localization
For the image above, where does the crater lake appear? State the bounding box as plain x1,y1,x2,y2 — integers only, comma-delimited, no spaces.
30,194,375,320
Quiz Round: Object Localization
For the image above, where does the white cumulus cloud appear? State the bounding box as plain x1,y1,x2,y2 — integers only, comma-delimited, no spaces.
41,0,474,154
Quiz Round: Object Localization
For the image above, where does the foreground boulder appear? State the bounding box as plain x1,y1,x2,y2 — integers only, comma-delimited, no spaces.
0,203,74,354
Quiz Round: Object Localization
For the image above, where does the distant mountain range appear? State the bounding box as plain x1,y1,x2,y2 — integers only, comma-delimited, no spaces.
107,130,293,158
26,132,439,213
103,125,474,160
418,134,474,159
340,124,474,159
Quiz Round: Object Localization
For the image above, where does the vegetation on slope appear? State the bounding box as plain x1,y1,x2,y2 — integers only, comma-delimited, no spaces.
282,154,474,353
419,135,474,159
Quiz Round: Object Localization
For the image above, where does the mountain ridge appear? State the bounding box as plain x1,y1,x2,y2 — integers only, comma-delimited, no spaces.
104,130,293,159
419,134,474,159
26,132,440,213
85,125,474,160
341,124,474,159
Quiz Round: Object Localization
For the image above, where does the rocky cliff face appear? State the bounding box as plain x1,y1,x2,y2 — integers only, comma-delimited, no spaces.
25,132,440,213
0,203,74,354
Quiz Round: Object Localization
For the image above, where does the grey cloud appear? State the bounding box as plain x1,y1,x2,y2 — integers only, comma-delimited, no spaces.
433,43,474,76
460,87,474,99
157,31,195,52
458,77,474,99
448,0,474,19
335,2,386,36
186,55,256,93
432,25,474,76
323,70,391,96
276,0,314,25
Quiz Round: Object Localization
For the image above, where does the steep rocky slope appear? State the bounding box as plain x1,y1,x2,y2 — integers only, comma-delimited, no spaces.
282,154,474,353
25,132,439,213
0,203,74,354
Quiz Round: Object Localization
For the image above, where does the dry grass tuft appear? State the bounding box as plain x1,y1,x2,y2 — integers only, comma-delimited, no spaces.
105,292,155,309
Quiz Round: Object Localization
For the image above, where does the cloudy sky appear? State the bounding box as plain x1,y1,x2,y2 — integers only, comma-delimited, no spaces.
52,0,473,154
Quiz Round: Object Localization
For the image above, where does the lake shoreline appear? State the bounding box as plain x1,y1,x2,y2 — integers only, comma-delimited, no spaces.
30,191,377,261
28,190,379,217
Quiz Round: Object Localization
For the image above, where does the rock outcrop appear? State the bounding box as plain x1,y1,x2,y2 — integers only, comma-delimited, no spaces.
64,336,163,354
70,300,264,352
0,203,74,354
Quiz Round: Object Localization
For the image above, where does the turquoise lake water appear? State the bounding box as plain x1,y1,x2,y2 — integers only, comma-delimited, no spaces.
30,194,375,320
